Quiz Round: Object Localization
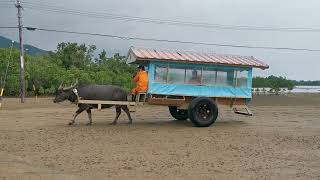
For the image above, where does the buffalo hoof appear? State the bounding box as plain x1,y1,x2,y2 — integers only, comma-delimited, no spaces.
127,121,133,124
109,122,117,125
68,122,75,126
86,123,92,126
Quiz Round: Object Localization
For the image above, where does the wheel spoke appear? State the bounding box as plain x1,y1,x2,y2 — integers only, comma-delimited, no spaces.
195,103,215,121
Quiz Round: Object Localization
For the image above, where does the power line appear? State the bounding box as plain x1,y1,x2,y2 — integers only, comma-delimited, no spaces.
0,1,14,5
22,2,320,33
2,25,320,52
0,2,15,8
0,3,14,6
0,26,17,28
24,27,320,52
0,6,15,9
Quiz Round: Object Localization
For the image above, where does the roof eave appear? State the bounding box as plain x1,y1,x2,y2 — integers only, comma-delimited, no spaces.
135,57,269,70
126,48,138,64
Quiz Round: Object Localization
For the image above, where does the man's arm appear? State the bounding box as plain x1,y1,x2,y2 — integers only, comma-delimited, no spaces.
133,72,140,82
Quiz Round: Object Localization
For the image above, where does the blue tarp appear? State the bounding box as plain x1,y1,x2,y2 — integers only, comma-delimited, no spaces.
147,62,253,98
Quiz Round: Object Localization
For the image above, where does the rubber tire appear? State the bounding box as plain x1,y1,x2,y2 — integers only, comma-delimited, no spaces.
169,106,189,120
188,97,218,127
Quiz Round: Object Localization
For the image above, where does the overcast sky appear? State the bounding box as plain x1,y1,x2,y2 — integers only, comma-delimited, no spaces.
1,0,320,80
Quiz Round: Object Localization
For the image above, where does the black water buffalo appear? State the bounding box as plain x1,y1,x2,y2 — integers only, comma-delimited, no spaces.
53,84,133,125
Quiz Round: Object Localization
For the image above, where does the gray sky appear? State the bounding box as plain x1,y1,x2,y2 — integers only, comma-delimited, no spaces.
1,0,320,80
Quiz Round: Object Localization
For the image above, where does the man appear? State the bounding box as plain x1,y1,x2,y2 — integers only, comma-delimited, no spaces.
131,65,149,101
188,70,201,84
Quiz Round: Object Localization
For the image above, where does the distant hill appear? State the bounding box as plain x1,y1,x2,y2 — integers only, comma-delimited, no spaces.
0,36,48,56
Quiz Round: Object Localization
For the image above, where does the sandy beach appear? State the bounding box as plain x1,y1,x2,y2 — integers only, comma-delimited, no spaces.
0,94,319,179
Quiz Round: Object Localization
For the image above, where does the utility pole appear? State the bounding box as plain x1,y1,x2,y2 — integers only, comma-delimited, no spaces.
16,0,25,103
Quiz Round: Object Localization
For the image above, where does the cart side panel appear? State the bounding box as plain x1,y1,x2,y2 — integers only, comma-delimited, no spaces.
148,62,252,99
149,83,251,98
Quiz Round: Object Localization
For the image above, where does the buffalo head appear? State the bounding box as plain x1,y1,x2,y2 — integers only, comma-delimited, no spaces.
53,81,78,103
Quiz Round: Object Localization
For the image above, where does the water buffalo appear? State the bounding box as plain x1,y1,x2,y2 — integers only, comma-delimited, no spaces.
53,83,133,126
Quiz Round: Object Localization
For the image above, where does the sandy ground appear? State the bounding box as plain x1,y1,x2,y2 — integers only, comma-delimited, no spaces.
0,94,319,180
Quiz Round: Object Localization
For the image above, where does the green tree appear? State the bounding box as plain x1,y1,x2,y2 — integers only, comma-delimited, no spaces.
253,75,295,90
26,55,65,94
95,49,108,65
0,48,21,95
53,42,96,69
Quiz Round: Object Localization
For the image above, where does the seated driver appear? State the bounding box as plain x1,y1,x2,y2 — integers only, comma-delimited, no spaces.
131,65,149,101
189,70,201,84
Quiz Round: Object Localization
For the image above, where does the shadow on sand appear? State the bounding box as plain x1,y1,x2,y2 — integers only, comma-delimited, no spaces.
54,118,248,129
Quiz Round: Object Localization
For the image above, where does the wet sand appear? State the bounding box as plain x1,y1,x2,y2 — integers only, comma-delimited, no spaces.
0,94,319,180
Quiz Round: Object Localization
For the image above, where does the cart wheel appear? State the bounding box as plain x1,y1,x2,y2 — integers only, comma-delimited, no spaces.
168,106,188,120
188,97,218,127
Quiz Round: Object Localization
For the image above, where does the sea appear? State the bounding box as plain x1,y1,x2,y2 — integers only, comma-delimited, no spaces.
291,86,320,93
253,86,320,94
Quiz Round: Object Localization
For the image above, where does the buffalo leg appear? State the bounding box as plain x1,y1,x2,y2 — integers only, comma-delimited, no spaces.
122,105,133,124
69,107,85,125
110,106,121,125
86,109,92,126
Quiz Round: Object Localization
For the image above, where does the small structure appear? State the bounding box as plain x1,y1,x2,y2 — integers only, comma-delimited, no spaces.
79,47,269,127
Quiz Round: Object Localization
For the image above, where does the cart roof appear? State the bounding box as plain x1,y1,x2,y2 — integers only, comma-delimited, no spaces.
127,47,269,70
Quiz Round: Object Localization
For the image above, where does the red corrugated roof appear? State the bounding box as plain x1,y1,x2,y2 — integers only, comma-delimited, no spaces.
129,47,269,69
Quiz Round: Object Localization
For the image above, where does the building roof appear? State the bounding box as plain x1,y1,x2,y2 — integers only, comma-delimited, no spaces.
127,47,269,70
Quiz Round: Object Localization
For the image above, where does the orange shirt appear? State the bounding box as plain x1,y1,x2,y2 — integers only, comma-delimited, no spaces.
133,71,149,91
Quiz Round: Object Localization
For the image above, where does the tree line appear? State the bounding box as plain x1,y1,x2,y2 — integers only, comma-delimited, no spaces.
252,75,295,91
0,42,136,96
0,42,319,96
292,80,320,86
253,76,320,91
